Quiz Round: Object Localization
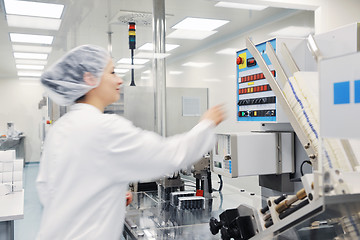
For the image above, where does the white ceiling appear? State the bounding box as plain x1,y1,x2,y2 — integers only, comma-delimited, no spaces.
0,0,315,81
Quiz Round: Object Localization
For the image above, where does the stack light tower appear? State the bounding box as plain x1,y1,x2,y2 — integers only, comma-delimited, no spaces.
129,22,136,86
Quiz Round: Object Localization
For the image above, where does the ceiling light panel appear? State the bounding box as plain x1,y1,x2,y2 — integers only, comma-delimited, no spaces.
17,71,42,77
14,52,48,60
138,43,180,52
10,33,54,44
215,2,268,11
7,15,62,30
116,64,145,70
114,68,129,74
134,52,170,59
182,62,212,68
169,71,183,75
172,17,229,31
16,64,44,70
15,59,47,65
19,77,40,81
12,45,52,53
117,58,149,64
4,0,64,18
167,29,216,40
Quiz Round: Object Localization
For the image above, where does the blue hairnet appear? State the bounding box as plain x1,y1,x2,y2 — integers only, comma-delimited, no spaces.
41,45,110,106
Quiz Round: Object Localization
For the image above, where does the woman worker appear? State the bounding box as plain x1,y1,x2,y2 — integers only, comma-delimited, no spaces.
36,45,225,240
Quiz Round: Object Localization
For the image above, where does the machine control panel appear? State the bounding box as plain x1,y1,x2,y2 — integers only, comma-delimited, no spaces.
236,39,277,122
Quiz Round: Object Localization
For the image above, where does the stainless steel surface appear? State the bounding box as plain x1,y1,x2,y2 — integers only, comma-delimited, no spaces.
245,38,317,166
124,87,208,136
152,0,166,137
0,136,25,161
0,220,14,240
124,188,264,239
165,88,208,137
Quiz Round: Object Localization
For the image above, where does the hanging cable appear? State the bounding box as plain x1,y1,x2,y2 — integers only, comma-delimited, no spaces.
213,174,223,192
300,160,312,176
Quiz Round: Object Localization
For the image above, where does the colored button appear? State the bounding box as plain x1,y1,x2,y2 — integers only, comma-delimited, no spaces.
236,56,244,65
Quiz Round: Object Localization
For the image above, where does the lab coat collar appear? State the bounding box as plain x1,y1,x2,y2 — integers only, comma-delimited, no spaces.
70,103,103,114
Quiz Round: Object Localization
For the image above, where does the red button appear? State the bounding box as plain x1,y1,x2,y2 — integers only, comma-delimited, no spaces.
237,57,244,65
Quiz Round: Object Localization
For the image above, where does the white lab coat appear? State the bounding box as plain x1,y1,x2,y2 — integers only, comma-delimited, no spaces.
36,103,216,240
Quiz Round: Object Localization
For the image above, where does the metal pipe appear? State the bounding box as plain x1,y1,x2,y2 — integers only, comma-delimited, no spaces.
152,0,166,136
107,31,113,57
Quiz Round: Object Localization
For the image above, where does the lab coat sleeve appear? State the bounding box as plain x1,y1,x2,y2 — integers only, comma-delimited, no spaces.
101,116,216,183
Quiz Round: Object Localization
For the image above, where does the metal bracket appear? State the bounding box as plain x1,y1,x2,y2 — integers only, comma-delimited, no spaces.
276,132,282,175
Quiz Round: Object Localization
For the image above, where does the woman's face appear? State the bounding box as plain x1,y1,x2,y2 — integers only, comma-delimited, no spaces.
95,60,123,106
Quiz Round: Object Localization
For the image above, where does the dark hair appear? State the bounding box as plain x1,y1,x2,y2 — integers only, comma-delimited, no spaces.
75,95,86,103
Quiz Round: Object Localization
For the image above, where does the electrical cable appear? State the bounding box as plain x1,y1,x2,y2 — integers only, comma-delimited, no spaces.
212,174,223,192
300,160,312,176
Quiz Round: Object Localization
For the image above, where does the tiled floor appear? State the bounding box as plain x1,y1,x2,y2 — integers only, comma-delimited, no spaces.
15,163,42,240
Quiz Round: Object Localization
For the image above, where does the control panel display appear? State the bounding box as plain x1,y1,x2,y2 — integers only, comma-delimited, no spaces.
236,39,277,122
211,134,236,178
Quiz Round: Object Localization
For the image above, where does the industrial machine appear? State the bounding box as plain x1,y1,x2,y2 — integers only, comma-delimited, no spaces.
211,132,294,178
123,23,360,240
210,23,360,240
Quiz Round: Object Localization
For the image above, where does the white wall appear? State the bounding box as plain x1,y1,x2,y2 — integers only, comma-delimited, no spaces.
0,79,44,163
315,0,360,34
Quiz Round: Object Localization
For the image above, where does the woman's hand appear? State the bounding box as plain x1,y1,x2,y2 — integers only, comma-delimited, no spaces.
126,191,133,206
201,105,226,126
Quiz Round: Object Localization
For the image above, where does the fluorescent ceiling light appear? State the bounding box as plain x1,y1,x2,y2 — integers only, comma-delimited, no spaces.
138,43,180,52
182,62,212,68
12,45,52,53
7,15,61,30
141,76,151,80
215,2,268,11
19,77,40,81
134,52,170,59
117,58,149,65
14,52,48,60
116,64,145,70
270,26,314,37
10,33,54,44
17,71,42,77
172,17,229,31
16,64,44,70
169,71,183,75
15,59,47,65
167,29,216,40
4,0,64,18
216,48,239,55
114,68,129,74
143,70,151,74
